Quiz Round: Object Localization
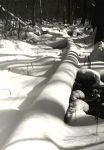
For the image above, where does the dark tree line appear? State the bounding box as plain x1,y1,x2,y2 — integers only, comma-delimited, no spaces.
0,0,95,25
94,0,104,44
0,0,104,43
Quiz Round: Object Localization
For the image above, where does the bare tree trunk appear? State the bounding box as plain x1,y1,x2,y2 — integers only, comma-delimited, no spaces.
31,0,36,27
94,0,104,44
39,0,42,24
65,0,73,24
81,0,87,25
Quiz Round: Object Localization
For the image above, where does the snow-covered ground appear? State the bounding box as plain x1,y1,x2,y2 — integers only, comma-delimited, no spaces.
0,38,62,149
0,28,104,150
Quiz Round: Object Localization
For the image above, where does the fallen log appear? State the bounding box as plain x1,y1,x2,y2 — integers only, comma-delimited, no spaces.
44,37,68,49
23,31,68,49
0,5,27,26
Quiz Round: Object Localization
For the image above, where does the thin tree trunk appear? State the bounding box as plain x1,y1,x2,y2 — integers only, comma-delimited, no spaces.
65,0,73,24
81,0,87,25
39,0,42,24
31,0,36,27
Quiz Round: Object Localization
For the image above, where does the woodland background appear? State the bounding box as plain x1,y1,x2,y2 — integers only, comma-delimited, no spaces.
0,0,95,25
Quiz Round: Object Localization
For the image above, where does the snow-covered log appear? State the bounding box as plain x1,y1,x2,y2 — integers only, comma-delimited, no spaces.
0,5,27,26
44,37,68,49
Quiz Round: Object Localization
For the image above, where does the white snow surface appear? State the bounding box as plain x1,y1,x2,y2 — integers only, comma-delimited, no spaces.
0,35,104,150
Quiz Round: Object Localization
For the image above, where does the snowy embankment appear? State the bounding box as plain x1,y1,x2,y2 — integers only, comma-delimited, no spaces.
0,39,62,106
0,38,62,148
0,35,104,150
0,37,66,149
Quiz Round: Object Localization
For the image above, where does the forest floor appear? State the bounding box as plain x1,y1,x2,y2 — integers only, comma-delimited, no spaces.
0,24,104,150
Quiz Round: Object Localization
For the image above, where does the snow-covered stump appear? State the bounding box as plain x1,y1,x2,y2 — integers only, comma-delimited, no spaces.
2,39,80,150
